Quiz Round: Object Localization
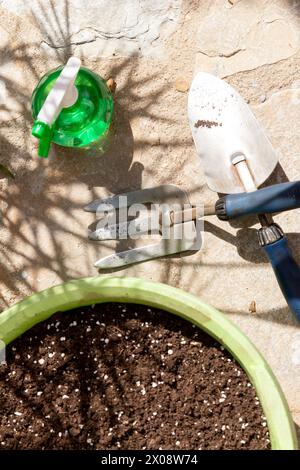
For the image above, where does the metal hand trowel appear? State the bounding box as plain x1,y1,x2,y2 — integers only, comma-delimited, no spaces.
188,72,278,194
188,72,300,320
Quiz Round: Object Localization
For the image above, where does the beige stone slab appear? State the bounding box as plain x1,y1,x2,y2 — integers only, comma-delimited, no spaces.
195,0,300,77
0,0,182,58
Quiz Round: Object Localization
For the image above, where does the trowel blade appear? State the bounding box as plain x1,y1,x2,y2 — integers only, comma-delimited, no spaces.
188,72,279,194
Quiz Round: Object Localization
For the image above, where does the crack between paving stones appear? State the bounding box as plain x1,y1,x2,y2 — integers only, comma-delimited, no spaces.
197,48,243,59
41,38,96,49
41,26,143,49
222,51,300,79
40,11,156,50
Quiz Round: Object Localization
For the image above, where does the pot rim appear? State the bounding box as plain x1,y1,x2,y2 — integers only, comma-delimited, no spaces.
0,276,297,450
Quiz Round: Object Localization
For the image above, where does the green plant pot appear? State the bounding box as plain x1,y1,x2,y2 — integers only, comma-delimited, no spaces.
0,277,297,450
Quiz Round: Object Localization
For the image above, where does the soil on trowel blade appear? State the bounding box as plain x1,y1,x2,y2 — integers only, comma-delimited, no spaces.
194,119,222,128
0,303,270,450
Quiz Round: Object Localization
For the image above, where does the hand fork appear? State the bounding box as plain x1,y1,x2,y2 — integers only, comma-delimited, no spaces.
85,181,300,272
84,185,203,269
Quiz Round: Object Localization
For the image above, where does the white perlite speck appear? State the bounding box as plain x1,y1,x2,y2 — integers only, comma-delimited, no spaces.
38,358,45,365
167,349,173,355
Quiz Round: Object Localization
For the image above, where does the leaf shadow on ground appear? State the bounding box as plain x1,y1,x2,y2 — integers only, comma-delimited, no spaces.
1,0,299,326
0,0,182,307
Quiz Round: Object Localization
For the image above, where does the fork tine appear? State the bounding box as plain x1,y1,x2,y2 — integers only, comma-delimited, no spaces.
94,221,200,269
84,185,188,213
88,214,160,240
88,220,131,240
84,194,130,213
84,187,156,213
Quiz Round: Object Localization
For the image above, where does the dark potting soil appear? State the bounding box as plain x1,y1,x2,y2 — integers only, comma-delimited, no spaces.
0,303,270,450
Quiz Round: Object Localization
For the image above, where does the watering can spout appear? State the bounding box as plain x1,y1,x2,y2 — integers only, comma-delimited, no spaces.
32,56,81,158
32,121,53,158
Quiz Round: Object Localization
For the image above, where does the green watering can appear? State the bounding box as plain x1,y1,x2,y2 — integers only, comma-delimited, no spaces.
31,57,114,158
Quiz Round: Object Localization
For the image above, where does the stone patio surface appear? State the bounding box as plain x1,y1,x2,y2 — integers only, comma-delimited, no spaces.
0,0,299,442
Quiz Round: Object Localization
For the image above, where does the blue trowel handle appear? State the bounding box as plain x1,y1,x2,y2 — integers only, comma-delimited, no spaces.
258,225,300,321
216,181,300,220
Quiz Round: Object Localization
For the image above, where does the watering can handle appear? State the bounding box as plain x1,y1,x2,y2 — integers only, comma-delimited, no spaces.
216,181,300,220
258,225,300,321
32,56,81,158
